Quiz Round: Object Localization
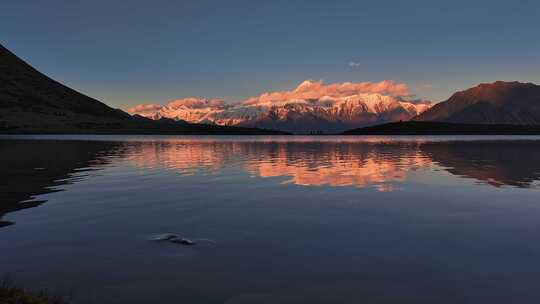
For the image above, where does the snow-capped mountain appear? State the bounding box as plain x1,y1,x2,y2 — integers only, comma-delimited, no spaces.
127,80,432,133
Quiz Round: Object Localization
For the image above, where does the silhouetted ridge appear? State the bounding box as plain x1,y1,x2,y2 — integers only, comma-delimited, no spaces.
0,44,287,134
414,81,540,124
0,44,128,118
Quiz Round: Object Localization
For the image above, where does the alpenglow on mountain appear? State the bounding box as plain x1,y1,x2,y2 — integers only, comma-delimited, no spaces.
128,80,433,133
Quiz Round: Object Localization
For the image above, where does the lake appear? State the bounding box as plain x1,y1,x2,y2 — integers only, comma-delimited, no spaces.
2,135,540,304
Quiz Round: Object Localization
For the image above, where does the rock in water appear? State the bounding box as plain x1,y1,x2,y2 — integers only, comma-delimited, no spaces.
170,238,195,246
153,233,180,241
151,233,196,245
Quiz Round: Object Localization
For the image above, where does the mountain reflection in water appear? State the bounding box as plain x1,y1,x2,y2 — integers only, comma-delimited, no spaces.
0,139,124,227
2,136,540,227
127,141,430,191
3,136,540,304
125,139,540,190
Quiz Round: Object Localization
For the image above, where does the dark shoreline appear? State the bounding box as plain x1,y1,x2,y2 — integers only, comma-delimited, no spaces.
4,121,540,136
0,124,290,136
0,281,68,304
341,121,540,135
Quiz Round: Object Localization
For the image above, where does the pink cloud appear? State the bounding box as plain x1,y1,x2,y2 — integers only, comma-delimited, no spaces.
126,80,415,115
127,103,163,114
165,97,225,109
241,80,411,105
127,98,226,116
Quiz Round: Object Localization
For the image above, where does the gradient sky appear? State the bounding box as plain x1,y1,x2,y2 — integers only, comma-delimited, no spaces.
2,0,539,109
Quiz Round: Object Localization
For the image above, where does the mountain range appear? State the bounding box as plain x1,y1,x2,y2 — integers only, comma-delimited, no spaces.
0,44,285,135
129,80,540,133
2,43,540,134
343,81,540,134
128,80,432,133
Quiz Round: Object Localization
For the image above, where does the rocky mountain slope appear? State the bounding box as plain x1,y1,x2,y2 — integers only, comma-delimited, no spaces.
415,81,540,124
0,44,285,134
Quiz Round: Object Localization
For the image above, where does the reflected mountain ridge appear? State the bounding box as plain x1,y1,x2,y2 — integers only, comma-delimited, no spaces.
421,140,540,188
2,137,540,228
124,138,540,190
0,140,124,227
126,141,431,191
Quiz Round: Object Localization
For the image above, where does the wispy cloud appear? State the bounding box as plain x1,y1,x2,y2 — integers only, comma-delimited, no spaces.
418,83,433,89
348,61,361,68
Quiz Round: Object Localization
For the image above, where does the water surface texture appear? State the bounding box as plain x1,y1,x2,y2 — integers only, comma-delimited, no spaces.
2,135,540,304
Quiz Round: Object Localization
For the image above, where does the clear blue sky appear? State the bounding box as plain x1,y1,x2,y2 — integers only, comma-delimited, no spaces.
2,0,539,109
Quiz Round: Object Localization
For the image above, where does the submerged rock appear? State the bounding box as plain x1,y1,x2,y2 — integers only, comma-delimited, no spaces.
170,238,195,245
151,233,213,246
153,233,180,241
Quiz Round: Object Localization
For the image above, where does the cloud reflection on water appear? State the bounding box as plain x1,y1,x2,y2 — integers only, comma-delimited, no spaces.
2,137,540,228
125,139,540,191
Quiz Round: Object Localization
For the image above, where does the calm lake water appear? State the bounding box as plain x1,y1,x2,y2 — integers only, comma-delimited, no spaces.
2,135,540,304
